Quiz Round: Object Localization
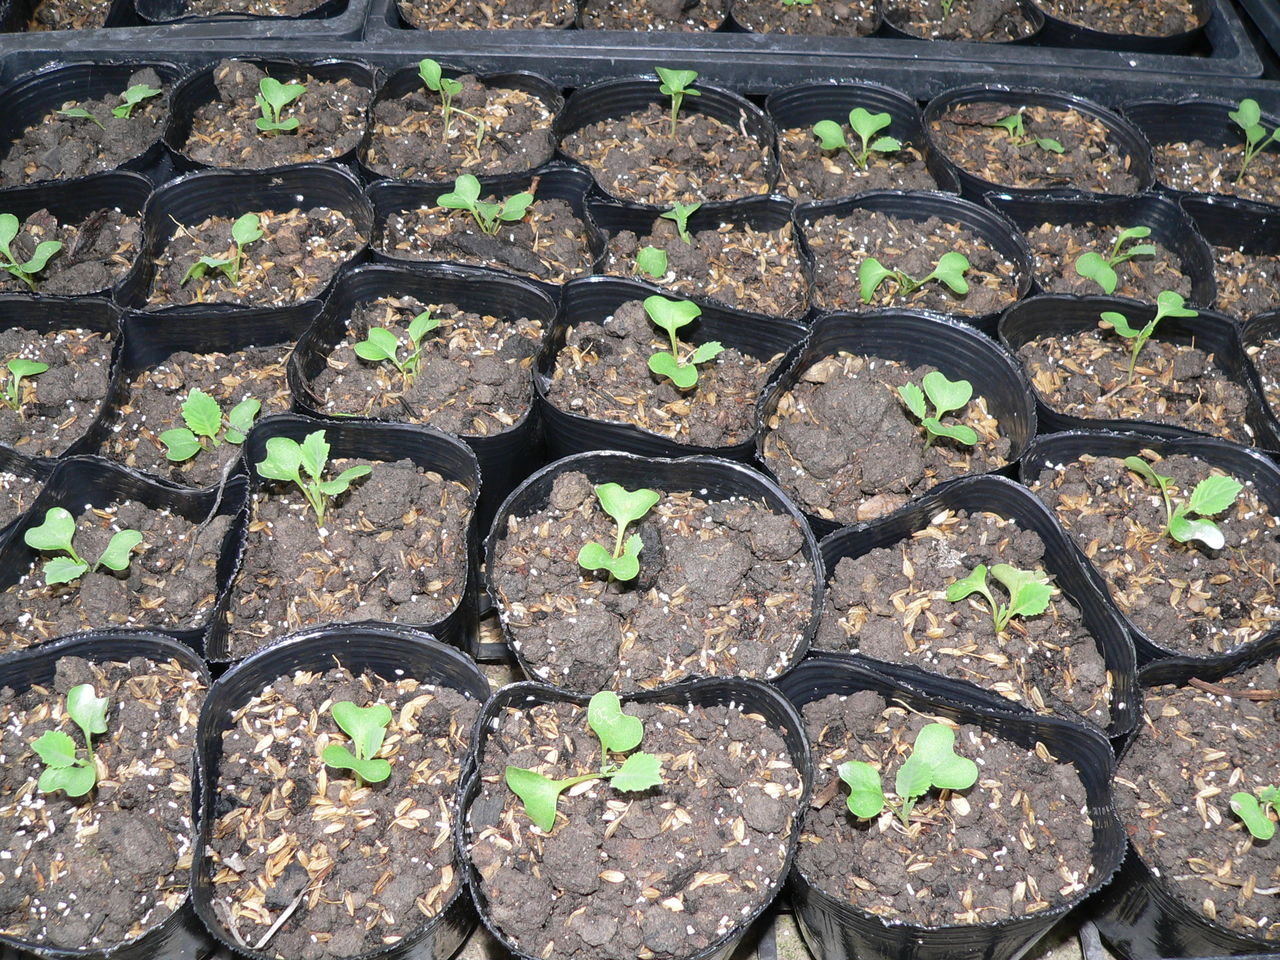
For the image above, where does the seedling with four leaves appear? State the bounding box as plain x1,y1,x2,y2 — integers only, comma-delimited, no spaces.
0,213,62,291
660,202,701,244
655,67,700,138
418,59,486,145
577,482,660,582
946,563,1052,635
1124,455,1243,552
159,389,260,462
1229,99,1278,185
31,685,109,798
181,212,264,288
812,109,903,171
1,358,48,411
321,701,393,787
254,429,372,527
897,371,978,449
644,295,723,389
24,507,142,586
1231,785,1280,841
1074,226,1158,295
991,112,1064,154
837,722,978,826
437,175,534,236
255,77,306,134
1099,290,1199,386
353,309,440,386
505,691,664,832
859,251,970,304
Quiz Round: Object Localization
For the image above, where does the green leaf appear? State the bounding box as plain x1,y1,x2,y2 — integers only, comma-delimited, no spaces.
112,83,162,119
43,556,89,585
921,370,972,417
1260,786,1280,805
182,255,235,286
654,67,698,94
898,382,927,420
331,701,392,763
812,119,848,152
225,398,260,442
256,116,300,133
609,751,663,792
499,193,535,223
595,483,660,530
929,251,970,295
506,765,564,832
39,762,97,798
946,564,989,603
438,175,482,210
993,114,1024,137
408,310,438,344
1187,474,1243,518
440,78,462,99
588,691,644,754
1231,791,1276,840
1155,289,1198,321
22,241,62,275
231,213,263,248
577,540,616,573
31,729,78,768
96,529,142,572
1230,99,1262,133
858,258,894,304
643,295,701,336
611,534,643,581
67,684,108,737
59,107,104,129
0,214,18,251
418,58,443,91
8,359,48,379
837,760,886,819
259,77,306,117
256,436,303,483
182,389,222,439
24,506,76,554
1101,310,1141,338
689,341,724,365
894,746,934,806
321,744,391,784
1124,456,1172,496
1168,509,1225,551
660,202,701,243
1076,252,1118,295
1035,137,1065,154
317,464,372,497
991,563,1052,622
648,351,698,389
355,327,400,364
160,428,202,462
869,136,902,153
848,107,892,144
636,245,668,279
299,430,331,480
923,419,978,446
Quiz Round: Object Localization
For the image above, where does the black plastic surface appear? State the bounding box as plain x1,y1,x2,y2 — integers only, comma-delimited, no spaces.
1029,0,1211,54
137,0,347,25
1242,310,1280,440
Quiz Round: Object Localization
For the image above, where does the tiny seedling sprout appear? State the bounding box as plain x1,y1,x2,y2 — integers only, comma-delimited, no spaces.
418,59,486,146
940,0,954,12
1229,99,1278,185
991,111,1064,154
254,429,372,526
660,202,701,244
644,294,724,390
1099,289,1199,386
859,251,970,304
1,358,48,411
577,482,660,582
946,563,1052,635
1231,785,1280,841
31,684,109,798
635,245,669,280
655,67,700,138
837,723,977,826
24,507,142,586
1124,455,1243,552
781,0,813,6
113,83,162,120
353,309,439,386
812,108,903,171
58,104,104,130
255,77,306,134
505,691,663,832
181,212,263,288
159,389,260,462
437,175,535,237
0,213,62,291
1074,226,1158,296
321,702,393,787
897,371,978,449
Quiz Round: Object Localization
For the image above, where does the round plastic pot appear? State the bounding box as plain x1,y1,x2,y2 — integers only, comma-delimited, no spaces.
484,449,824,693
775,652,1124,960
456,677,811,960
536,275,807,462
1242,310,1280,439
0,630,213,960
288,261,556,533
798,189,1033,336
137,0,345,23
191,622,490,960
984,191,1217,307
587,194,813,322
164,57,377,175
0,445,52,549
1180,194,1280,320
923,86,1155,201
205,411,482,662
755,310,1038,538
1019,428,1280,666
554,76,779,210
879,0,1044,43
998,293,1279,448
0,0,137,29
368,162,599,301
817,473,1137,742
117,165,373,318
1028,0,1210,53
765,81,960,199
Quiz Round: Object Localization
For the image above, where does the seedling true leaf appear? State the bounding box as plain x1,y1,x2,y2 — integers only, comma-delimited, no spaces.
181,212,263,288
32,683,109,798
1100,290,1199,386
1229,99,1279,185
255,77,305,134
991,111,1064,154
254,429,372,526
437,175,535,236
644,295,723,390
1074,226,1158,295
159,389,261,462
1230,786,1278,840
1124,455,1242,551
946,562,1051,635
837,760,887,819
1,357,49,411
577,482,660,582
635,245,668,279
321,701,393,785
23,507,142,586
660,202,701,244
655,67,700,138
897,371,978,449
113,83,162,120
838,723,977,827
812,108,903,171
352,309,440,386
0,213,63,291
859,251,970,304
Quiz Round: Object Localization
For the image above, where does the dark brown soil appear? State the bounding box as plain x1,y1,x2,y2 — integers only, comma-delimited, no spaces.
544,299,778,447
179,61,371,169
466,698,803,960
776,125,936,203
601,218,808,319
561,104,771,206
0,500,231,657
0,325,113,458
1153,140,1280,208
732,0,876,35
1040,0,1198,35
490,469,815,692
1023,220,1191,300
147,207,363,309
0,469,44,531
226,458,471,660
884,0,1034,40
308,296,542,436
99,345,294,488
180,0,326,14
1213,246,1280,318
0,655,206,950
798,691,1096,923
579,0,723,28
398,0,575,27
1028,453,1280,657
817,509,1114,729
761,353,1012,525
0,69,167,185
931,102,1142,194
377,197,590,284
0,207,140,297
365,76,555,181
1017,327,1253,442
808,208,1022,316
27,0,111,28
1117,661,1280,940
1249,338,1280,419
207,666,480,960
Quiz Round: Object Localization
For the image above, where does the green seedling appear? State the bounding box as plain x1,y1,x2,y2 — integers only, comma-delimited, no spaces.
897,371,978,449
1230,785,1280,841
31,684,109,798
782,0,813,6
418,59,485,145
577,482,660,582
353,309,440,386
940,0,954,12
837,723,978,826
946,563,1052,635
859,251,970,304
181,212,263,288
1099,289,1199,386
635,245,668,280
660,202,701,244
58,105,104,130
1124,455,1243,552
255,77,306,134
1229,99,1279,185
159,389,260,462
254,429,372,526
437,175,535,237
644,294,723,390
655,67,700,138
1074,226,1158,295
0,213,62,291
812,108,903,171
321,701,393,787
990,112,1064,154
506,691,663,832
24,507,142,586
113,83,162,120
1,358,48,412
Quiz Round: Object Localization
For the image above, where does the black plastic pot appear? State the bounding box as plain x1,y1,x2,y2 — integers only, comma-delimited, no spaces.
288,261,556,532
998,293,1278,448
192,622,489,960
206,411,481,662
1030,0,1212,53
1242,310,1280,438
137,0,346,23
756,310,1038,538
484,449,824,693
775,652,1124,960
1019,429,1280,667
798,189,1033,335
536,275,807,462
164,57,376,174
880,0,1044,43
0,444,51,547
456,677,811,960
1180,194,1280,318
984,191,1217,307
924,85,1156,200
0,630,213,960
